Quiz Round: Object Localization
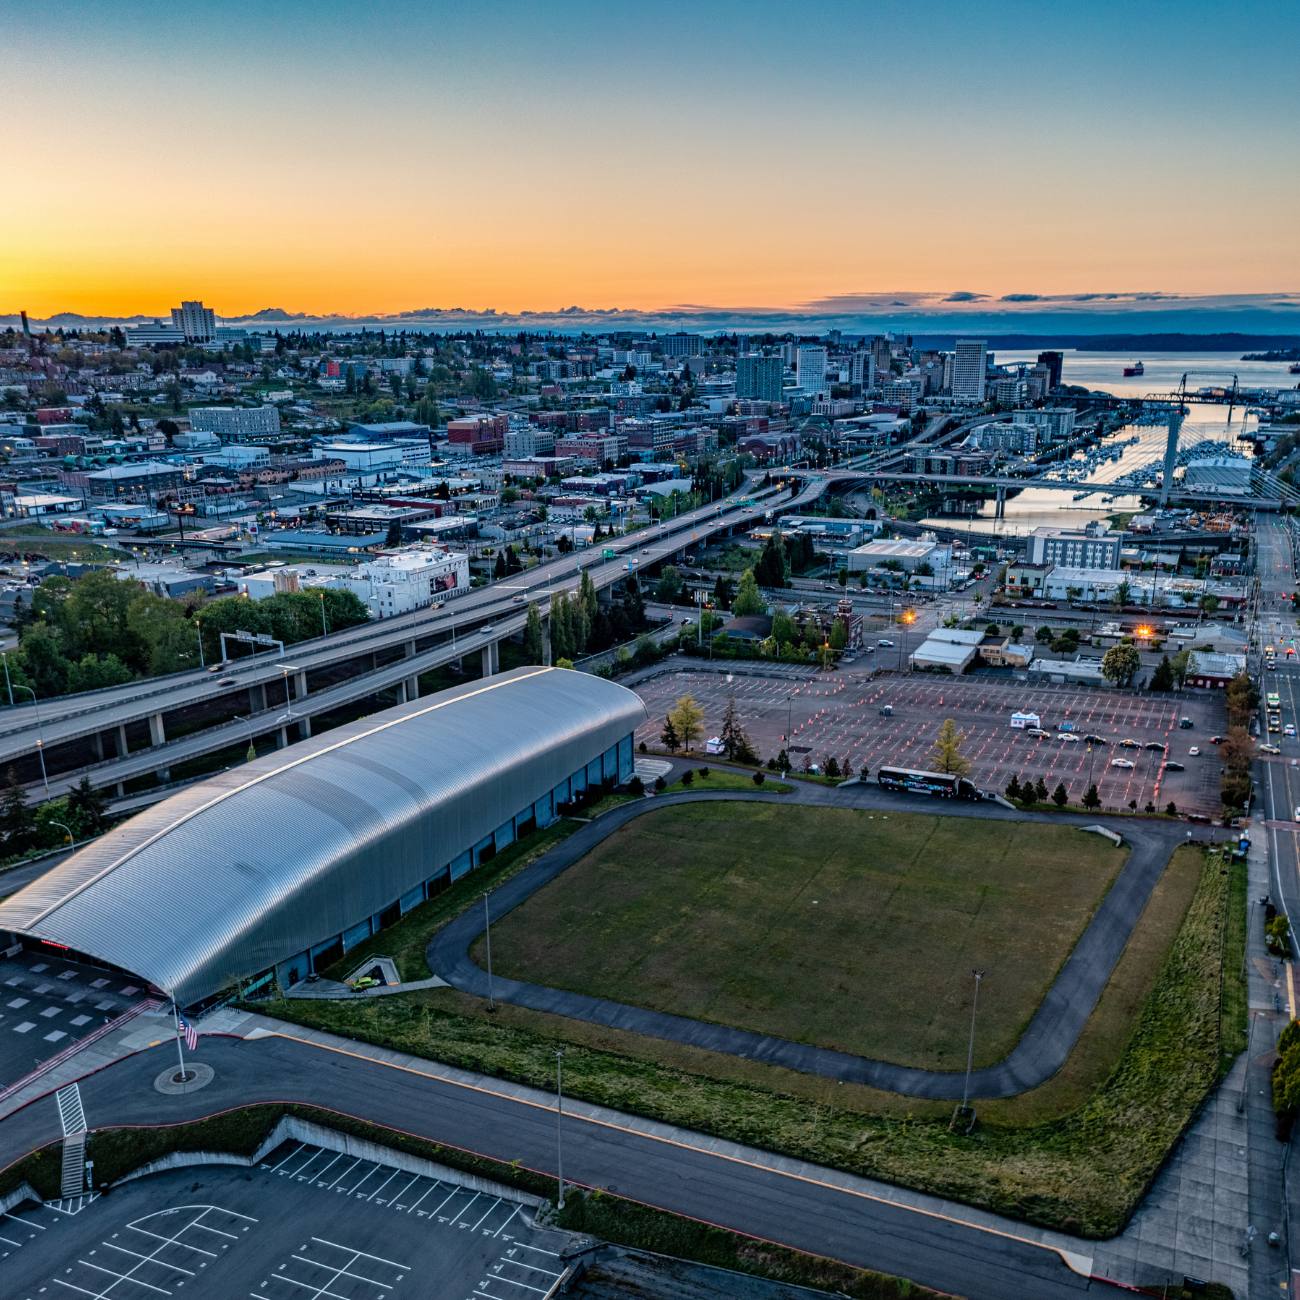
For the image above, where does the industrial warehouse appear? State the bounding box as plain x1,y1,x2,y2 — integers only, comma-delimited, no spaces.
0,668,645,1008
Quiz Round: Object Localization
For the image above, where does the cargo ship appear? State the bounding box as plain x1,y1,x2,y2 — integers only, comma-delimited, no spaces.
1123,360,1144,377
1290,362,1300,374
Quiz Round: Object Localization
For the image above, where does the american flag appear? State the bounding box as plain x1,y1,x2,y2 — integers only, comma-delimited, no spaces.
177,1011,198,1052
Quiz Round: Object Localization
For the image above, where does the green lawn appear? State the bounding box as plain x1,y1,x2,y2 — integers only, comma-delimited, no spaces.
475,805,1126,1071
665,770,792,794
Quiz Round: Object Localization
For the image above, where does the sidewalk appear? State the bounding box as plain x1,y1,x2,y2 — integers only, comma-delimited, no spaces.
1090,835,1292,1297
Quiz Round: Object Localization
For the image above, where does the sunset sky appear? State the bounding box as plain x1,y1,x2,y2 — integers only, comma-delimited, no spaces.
5,0,1297,321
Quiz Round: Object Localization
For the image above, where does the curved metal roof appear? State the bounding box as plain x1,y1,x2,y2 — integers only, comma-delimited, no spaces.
0,667,646,1005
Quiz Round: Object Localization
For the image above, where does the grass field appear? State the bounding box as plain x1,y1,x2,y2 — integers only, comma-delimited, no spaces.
473,805,1126,1071
260,844,1241,1239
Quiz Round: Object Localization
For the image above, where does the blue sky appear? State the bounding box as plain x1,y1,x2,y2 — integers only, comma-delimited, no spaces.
4,1,1297,322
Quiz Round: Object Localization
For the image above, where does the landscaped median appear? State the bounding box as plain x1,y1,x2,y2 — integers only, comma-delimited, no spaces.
250,813,1245,1243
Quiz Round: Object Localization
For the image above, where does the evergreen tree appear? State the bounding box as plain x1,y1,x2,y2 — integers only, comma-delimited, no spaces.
1083,784,1101,809
580,571,598,625
0,770,34,854
660,714,681,753
523,602,545,664
1150,654,1175,692
1052,781,1069,808
492,550,507,580
385,520,402,548
1005,774,1022,802
754,533,787,589
68,775,109,834
1034,776,1049,803
776,748,791,773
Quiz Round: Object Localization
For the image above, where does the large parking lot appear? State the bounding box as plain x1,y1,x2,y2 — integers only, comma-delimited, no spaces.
0,1139,568,1300
0,951,148,1090
635,668,1228,815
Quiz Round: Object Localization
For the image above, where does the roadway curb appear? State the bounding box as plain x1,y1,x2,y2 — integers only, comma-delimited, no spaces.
234,1016,1098,1280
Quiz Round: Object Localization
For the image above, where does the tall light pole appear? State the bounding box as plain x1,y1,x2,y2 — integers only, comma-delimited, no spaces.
960,969,985,1122
13,684,48,792
1,650,13,708
554,1049,566,1210
483,891,494,1012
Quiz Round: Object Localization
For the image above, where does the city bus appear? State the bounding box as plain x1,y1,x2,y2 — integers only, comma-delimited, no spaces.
1267,693,1281,709
876,766,982,801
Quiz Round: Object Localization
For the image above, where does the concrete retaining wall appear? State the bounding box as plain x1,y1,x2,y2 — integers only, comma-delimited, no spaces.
109,1114,546,1209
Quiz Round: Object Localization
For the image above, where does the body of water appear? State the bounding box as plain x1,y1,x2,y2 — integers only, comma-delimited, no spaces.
993,349,1299,400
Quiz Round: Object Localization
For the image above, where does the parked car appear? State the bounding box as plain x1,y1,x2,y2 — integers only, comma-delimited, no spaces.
1119,738,1141,748
1082,734,1108,744
878,639,894,647
1188,746,1200,756
1163,761,1185,771
1145,742,1167,751
1110,758,1136,769
1059,734,1079,744
1179,717,1194,729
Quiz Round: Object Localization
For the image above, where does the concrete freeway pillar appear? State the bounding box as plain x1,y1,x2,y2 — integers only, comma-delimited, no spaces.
404,639,417,659
492,639,500,674
276,726,289,750
294,671,308,701
481,641,496,678
149,712,169,784
542,617,551,667
90,732,103,763
249,682,266,713
115,724,128,759
405,675,419,701
298,716,312,740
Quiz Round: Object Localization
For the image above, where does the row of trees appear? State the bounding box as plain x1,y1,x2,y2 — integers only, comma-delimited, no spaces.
658,693,759,764
520,574,649,665
7,568,371,699
0,772,109,859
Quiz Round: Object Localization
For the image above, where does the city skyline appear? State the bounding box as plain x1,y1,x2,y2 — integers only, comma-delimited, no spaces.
4,1,1297,321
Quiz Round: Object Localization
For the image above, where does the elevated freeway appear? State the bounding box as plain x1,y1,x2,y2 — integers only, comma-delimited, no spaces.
1,477,823,798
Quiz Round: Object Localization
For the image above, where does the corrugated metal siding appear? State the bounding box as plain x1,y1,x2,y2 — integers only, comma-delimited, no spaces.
0,667,646,1004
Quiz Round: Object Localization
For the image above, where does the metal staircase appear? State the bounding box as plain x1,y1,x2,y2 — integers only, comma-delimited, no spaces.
56,1083,87,1198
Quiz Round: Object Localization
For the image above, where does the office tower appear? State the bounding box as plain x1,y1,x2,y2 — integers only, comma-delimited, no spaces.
1036,350,1064,390
951,339,988,401
171,301,217,345
661,332,701,357
796,346,828,395
736,354,784,403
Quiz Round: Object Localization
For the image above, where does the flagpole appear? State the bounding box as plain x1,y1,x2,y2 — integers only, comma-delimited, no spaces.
172,999,187,1086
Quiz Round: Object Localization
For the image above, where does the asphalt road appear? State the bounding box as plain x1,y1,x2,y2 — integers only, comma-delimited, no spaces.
0,1034,1092,1300
429,785,1187,1099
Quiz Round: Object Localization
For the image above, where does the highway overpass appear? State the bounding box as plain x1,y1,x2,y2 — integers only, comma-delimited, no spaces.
2,477,822,800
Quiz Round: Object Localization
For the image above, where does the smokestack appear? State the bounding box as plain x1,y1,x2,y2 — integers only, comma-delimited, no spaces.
20,311,30,337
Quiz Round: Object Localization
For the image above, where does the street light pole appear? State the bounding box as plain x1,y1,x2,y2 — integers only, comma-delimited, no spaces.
1,650,13,708
960,969,985,1118
554,1049,566,1210
13,684,48,792
483,891,494,1012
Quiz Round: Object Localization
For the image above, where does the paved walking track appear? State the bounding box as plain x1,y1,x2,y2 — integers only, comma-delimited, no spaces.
428,785,1191,1100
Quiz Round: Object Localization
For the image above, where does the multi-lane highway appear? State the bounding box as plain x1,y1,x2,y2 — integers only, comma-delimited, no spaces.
2,477,830,796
